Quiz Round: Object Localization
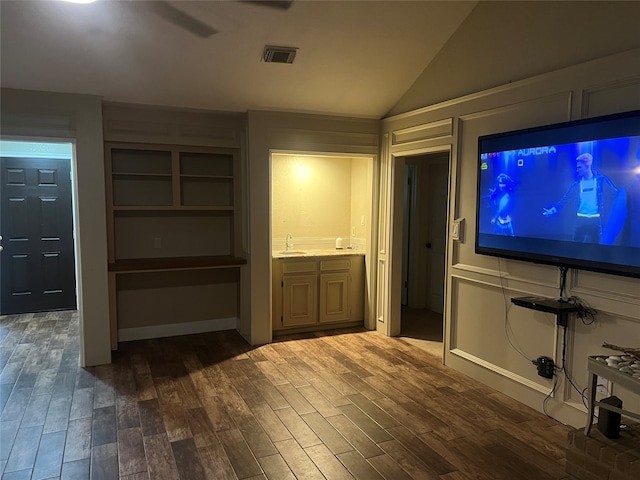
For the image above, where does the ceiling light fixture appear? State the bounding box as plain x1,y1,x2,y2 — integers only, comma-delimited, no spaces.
61,0,97,4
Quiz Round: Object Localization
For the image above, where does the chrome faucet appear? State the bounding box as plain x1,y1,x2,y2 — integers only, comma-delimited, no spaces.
285,233,293,252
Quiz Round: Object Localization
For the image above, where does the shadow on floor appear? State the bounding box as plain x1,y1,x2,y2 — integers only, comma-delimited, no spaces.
399,306,443,359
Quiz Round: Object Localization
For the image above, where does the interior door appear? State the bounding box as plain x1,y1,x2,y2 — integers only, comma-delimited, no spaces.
1,157,76,315
401,164,414,306
425,158,448,313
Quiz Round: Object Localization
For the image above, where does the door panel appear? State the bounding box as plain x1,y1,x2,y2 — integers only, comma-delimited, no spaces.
283,274,317,327
319,272,350,323
426,159,448,313
1,157,76,314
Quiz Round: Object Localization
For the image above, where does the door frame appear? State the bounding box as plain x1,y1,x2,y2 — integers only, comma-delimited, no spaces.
0,143,78,314
385,145,453,348
1,90,111,368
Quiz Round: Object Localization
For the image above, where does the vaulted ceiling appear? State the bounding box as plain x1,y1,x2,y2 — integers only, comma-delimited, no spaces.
0,0,477,118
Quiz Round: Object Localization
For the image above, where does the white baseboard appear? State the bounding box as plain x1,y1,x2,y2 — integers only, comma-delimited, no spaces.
118,317,239,342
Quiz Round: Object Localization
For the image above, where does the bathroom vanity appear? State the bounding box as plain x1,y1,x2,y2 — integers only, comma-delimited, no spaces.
272,250,365,332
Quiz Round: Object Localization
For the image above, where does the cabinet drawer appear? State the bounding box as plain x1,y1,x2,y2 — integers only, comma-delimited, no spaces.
282,261,317,274
320,259,351,271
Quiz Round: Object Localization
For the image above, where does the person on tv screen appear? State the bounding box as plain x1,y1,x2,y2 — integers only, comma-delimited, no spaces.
489,173,516,236
542,153,619,243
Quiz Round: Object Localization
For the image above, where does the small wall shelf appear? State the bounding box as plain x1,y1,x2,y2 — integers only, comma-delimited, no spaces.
108,255,246,273
511,296,584,327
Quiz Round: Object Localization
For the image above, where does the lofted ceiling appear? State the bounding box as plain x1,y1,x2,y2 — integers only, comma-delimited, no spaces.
0,0,477,119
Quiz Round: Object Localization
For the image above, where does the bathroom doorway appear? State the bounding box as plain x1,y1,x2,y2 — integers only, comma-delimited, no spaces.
399,151,449,357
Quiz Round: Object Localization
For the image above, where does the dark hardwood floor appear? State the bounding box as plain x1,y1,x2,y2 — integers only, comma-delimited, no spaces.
1,310,574,479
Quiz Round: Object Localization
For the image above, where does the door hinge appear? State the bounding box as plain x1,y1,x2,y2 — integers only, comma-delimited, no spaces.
281,281,284,287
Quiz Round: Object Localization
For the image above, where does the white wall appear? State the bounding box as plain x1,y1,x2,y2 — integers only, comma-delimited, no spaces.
1,88,111,367
389,1,640,116
380,49,640,427
271,153,371,252
271,154,352,241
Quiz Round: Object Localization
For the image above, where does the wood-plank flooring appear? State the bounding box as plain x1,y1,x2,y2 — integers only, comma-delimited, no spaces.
0,310,574,479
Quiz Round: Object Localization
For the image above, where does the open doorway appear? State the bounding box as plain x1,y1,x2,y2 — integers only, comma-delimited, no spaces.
399,151,449,358
0,140,77,315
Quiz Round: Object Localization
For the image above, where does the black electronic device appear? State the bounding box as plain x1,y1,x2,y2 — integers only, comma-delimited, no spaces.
534,356,555,379
511,296,584,327
597,396,623,438
510,296,583,314
475,109,640,279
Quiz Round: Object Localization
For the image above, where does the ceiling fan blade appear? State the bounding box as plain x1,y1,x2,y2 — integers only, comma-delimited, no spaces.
149,1,218,38
241,1,293,10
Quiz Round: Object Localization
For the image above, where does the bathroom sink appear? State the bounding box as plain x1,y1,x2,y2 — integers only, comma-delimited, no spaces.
281,250,306,255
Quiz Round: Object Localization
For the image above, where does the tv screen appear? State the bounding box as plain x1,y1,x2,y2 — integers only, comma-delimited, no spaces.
475,110,640,278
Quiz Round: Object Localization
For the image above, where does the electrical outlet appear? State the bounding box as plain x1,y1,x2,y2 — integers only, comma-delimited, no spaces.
596,376,609,395
351,226,356,236
535,356,555,379
360,215,365,226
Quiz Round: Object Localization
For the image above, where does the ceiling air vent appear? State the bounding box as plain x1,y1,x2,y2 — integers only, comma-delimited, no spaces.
262,46,297,64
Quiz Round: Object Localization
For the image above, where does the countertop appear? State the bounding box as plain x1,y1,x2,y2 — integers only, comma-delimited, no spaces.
272,248,365,259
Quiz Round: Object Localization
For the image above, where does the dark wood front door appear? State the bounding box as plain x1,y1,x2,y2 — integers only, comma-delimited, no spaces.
1,157,76,315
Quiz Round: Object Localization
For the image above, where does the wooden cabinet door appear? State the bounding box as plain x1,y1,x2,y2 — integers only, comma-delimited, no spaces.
283,274,317,327
319,272,350,323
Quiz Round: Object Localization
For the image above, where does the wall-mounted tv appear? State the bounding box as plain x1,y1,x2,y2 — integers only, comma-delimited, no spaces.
475,109,640,279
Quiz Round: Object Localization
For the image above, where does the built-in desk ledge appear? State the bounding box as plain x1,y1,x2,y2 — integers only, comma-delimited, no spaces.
108,255,247,273
272,248,365,259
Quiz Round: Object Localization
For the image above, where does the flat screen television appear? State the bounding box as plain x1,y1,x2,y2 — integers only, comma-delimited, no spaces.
475,109,640,278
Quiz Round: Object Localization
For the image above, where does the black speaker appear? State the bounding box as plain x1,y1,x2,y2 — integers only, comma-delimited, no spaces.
597,396,622,438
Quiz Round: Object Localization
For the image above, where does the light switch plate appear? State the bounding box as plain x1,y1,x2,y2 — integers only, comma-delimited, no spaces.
452,218,464,241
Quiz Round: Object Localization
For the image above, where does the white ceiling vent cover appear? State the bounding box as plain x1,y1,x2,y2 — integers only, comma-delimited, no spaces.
262,46,297,64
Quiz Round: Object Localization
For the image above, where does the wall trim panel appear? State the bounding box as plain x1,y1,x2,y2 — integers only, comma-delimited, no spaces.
392,118,453,145
450,348,551,395
103,102,245,148
450,264,560,292
581,76,640,117
268,128,379,153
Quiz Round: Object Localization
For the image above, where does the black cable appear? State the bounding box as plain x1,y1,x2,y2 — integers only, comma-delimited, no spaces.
559,266,568,299
543,372,560,417
559,324,589,409
497,259,532,362
565,295,597,325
